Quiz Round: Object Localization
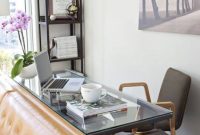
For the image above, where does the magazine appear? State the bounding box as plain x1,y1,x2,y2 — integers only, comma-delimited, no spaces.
66,94,127,119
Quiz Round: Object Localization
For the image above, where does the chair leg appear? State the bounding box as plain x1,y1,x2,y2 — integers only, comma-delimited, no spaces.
132,128,137,134
169,118,176,135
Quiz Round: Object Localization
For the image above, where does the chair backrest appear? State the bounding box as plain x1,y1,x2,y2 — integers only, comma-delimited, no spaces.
158,68,191,129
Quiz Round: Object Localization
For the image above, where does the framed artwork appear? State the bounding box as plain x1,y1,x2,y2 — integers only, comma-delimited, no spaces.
48,0,72,17
139,0,200,35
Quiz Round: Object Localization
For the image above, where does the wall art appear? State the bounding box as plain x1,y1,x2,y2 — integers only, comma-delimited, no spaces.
139,0,200,35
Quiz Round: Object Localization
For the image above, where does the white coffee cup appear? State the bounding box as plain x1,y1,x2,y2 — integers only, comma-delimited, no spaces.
81,83,105,103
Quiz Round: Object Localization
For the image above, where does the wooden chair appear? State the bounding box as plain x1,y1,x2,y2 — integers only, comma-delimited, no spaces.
119,68,191,135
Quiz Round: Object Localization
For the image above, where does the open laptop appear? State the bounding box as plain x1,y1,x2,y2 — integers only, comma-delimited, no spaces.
34,51,84,93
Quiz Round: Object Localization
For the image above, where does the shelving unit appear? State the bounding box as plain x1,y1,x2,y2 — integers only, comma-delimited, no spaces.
37,0,84,73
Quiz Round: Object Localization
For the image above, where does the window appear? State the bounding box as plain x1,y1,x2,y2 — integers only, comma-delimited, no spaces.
0,0,37,74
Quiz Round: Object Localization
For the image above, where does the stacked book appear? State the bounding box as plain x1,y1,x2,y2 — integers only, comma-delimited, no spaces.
52,36,78,59
66,94,127,123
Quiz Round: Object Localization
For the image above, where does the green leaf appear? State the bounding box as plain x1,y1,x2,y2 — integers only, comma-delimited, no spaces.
26,56,33,61
22,51,37,67
23,59,34,67
14,54,23,60
25,51,35,59
11,59,24,79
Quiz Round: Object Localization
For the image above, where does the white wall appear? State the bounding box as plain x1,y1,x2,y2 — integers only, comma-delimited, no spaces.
84,0,200,134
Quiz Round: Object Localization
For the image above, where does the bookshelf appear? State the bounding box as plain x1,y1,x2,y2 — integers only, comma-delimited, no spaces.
37,0,84,73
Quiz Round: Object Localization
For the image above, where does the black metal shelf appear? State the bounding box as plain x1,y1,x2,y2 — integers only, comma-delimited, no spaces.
39,16,81,25
50,57,81,62
37,0,84,73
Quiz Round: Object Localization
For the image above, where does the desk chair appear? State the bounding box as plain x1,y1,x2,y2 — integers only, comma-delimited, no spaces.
119,68,191,135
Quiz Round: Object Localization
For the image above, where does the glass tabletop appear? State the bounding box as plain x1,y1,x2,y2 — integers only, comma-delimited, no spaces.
14,70,172,135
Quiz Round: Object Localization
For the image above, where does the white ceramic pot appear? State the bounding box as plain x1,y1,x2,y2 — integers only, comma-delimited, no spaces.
19,63,37,79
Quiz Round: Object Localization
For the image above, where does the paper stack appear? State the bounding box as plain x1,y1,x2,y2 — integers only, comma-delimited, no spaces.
52,36,78,59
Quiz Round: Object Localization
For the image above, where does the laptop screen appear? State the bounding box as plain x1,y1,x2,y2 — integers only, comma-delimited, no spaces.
34,51,53,87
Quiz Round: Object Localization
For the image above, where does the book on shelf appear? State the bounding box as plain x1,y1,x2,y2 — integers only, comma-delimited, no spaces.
52,36,78,59
66,94,127,120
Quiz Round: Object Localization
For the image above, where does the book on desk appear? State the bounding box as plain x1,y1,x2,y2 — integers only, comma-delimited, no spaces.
66,94,127,123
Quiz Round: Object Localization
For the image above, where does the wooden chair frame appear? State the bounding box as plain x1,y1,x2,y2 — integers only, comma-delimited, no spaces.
119,82,176,135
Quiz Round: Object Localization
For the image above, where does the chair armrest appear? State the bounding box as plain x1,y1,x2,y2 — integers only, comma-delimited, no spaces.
156,101,175,112
119,82,151,102
156,101,176,135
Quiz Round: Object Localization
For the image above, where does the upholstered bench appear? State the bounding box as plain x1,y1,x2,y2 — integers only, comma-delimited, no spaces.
0,76,83,135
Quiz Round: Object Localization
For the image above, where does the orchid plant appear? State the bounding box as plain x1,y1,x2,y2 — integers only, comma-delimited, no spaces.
1,10,36,78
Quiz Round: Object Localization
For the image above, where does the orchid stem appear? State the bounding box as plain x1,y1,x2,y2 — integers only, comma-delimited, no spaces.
20,30,26,53
17,30,25,55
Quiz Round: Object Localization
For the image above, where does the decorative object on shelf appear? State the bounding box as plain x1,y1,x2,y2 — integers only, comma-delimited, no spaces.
1,10,37,79
67,0,78,17
50,15,56,21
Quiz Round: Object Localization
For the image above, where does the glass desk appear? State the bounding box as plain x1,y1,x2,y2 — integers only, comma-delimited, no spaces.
14,71,172,135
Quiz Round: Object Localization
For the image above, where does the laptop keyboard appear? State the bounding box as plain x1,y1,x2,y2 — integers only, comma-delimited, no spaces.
49,79,69,89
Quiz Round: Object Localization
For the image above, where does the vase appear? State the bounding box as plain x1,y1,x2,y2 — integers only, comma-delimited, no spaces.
19,63,37,79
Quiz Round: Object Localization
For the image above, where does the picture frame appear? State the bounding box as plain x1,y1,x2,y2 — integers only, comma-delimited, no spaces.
139,0,200,35
48,0,73,17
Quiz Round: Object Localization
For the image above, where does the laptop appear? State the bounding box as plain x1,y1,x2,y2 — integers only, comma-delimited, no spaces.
34,51,84,93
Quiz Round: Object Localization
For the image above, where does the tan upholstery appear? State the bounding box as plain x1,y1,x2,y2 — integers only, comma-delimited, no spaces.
0,75,84,135
0,91,67,135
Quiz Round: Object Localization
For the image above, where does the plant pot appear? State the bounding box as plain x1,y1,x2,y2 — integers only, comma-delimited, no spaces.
19,63,37,79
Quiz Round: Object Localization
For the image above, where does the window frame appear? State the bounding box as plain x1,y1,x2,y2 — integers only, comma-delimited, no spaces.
25,0,39,52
